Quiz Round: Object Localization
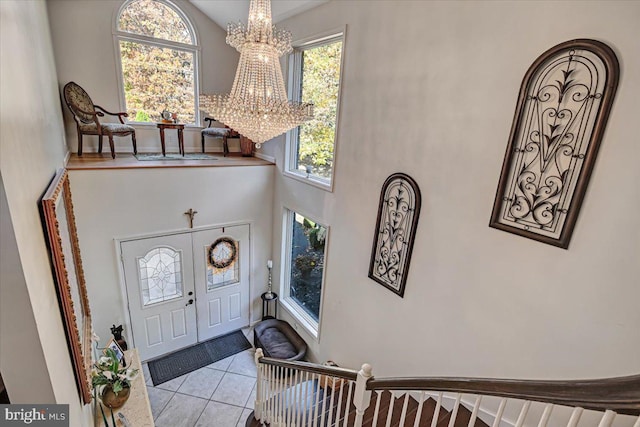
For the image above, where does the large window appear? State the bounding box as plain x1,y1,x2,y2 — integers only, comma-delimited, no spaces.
116,0,198,124
286,32,344,189
281,209,328,335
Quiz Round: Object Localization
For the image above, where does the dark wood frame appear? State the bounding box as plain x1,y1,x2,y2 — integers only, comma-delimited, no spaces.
368,173,421,298
489,39,620,248
41,169,92,404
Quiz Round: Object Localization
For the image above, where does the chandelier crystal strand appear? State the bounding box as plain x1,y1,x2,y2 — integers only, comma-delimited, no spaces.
200,0,313,148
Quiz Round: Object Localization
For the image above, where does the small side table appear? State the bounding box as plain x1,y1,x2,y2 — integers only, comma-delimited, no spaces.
156,123,185,156
261,291,278,320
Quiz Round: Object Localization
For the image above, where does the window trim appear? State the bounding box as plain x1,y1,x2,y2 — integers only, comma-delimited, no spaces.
113,0,201,126
284,27,347,192
279,207,330,340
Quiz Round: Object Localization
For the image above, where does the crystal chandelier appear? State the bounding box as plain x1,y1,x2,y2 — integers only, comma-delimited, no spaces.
200,0,313,148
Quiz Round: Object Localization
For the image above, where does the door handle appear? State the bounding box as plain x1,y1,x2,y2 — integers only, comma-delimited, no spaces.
186,299,194,306
188,291,193,296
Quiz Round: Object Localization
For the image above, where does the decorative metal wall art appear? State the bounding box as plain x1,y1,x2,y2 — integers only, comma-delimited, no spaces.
369,173,421,297
490,39,619,249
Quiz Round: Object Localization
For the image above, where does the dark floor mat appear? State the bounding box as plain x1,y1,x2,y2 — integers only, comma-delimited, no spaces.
148,329,251,386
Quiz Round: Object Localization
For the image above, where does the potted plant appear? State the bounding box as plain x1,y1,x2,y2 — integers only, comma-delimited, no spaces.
92,348,138,409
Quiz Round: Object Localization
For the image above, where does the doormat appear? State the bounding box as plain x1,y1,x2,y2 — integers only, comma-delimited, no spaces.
148,329,252,386
135,153,219,161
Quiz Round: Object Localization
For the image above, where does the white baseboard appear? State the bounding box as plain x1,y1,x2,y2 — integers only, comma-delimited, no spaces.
255,152,276,163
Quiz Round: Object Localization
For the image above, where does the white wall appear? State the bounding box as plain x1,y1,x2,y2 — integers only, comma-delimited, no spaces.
0,1,93,425
69,165,274,348
270,1,640,378
47,0,239,154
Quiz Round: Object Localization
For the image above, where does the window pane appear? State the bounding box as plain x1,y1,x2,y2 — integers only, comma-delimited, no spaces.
295,40,343,180
120,40,195,123
119,0,192,44
288,213,326,321
138,247,183,306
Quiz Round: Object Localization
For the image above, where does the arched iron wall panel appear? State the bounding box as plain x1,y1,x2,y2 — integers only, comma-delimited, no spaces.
369,173,422,297
490,39,619,249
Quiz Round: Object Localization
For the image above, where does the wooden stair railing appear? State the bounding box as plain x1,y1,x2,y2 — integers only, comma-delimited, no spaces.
249,349,640,427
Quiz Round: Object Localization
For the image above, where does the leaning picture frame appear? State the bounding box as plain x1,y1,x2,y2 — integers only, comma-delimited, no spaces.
104,338,126,366
41,168,93,404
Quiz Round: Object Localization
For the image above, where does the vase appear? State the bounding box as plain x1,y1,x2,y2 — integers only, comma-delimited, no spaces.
101,384,130,409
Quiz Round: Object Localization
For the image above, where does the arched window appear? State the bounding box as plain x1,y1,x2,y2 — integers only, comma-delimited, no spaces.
115,0,199,124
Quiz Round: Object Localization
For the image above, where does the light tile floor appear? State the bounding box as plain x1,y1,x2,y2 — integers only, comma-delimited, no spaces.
143,328,256,427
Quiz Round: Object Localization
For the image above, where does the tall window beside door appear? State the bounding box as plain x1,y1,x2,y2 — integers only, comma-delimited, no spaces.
282,209,328,337
115,0,199,124
285,32,345,190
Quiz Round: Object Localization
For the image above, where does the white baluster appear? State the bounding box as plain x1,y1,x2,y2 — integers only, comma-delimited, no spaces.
319,375,329,427
385,392,396,427
270,364,277,424
293,371,304,426
277,366,285,427
342,381,354,427
399,393,411,426
334,378,346,425
468,395,482,427
597,410,616,427
566,407,583,427
299,371,309,427
372,391,383,426
286,368,293,427
265,364,273,423
413,391,427,427
430,392,443,427
254,348,264,420
537,404,554,427
514,401,531,427
272,365,279,427
447,393,462,427
491,398,507,427
327,377,337,427
286,368,294,427
312,373,322,427
353,363,373,427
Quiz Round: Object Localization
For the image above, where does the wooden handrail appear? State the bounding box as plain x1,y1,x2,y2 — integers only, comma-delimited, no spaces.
258,356,359,381
366,374,640,415
256,355,639,416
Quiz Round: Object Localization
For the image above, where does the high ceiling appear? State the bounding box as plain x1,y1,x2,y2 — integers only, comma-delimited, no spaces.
189,0,329,30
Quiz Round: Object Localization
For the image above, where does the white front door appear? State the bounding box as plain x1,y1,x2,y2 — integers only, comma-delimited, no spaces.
192,225,250,342
121,233,197,361
121,225,251,360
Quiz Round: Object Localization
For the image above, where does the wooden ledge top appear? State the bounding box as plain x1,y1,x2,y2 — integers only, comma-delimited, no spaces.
66,153,274,170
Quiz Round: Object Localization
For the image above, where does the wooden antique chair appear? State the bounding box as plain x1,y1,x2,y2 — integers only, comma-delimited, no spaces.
201,117,238,157
63,81,136,159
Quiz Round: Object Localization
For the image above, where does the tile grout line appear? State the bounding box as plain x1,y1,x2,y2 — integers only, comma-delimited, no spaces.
153,389,176,422
190,396,210,427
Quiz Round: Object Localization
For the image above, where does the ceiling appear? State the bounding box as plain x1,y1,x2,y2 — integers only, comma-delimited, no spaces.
189,0,329,30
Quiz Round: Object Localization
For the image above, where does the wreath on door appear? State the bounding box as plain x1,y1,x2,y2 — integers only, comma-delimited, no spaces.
208,237,237,269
